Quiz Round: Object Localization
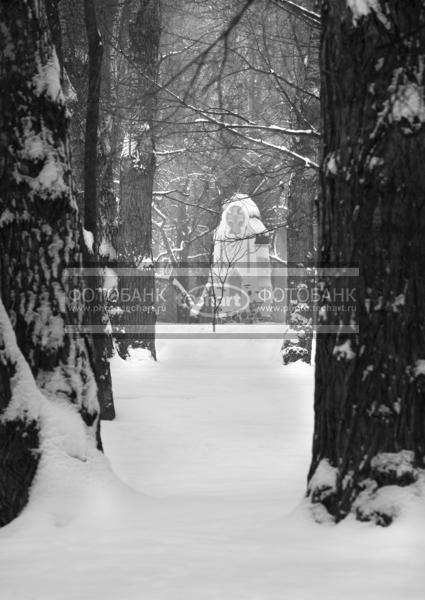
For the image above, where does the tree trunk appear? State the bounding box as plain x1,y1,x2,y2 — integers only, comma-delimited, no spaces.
0,0,100,526
307,0,425,525
115,0,160,359
60,0,87,210
283,145,316,365
82,0,116,420
283,7,319,365
97,0,120,256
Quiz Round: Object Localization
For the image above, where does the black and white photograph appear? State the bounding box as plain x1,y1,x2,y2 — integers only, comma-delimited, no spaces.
0,0,424,598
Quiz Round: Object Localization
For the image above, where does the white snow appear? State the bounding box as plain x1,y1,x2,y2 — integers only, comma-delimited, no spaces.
347,0,379,20
37,155,67,192
354,474,423,525
0,296,98,455
391,293,405,312
326,153,338,174
15,153,68,199
367,155,384,170
414,359,425,377
0,299,41,423
347,0,390,28
82,228,94,253
33,49,64,103
392,82,425,124
375,57,385,71
0,208,15,228
362,364,374,380
308,458,338,499
0,324,424,599
21,131,45,160
14,118,71,202
102,267,118,291
99,238,117,259
371,450,416,480
376,64,425,132
333,339,356,360
393,293,405,307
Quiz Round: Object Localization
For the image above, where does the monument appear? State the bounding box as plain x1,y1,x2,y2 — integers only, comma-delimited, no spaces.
211,194,273,321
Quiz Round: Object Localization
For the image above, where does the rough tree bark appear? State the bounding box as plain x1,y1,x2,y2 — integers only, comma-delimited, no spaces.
0,0,101,525
60,0,87,208
82,0,116,420
83,0,102,237
115,0,160,359
307,0,425,525
97,0,120,253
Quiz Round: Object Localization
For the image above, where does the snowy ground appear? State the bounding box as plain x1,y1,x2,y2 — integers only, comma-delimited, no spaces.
1,324,424,599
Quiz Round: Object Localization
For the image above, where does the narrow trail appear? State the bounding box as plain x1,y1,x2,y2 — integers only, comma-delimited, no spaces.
104,325,314,504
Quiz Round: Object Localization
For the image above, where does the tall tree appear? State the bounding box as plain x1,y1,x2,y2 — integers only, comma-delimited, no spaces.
0,0,100,525
308,0,425,525
115,0,161,358
280,2,319,364
97,0,120,255
82,0,116,420
58,0,117,419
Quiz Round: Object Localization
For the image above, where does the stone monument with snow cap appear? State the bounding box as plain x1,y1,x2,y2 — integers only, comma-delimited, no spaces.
211,194,273,320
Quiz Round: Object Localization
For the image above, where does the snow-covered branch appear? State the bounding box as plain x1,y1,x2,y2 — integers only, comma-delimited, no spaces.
271,0,321,29
162,88,319,169
154,190,219,216
193,119,320,139
155,148,187,156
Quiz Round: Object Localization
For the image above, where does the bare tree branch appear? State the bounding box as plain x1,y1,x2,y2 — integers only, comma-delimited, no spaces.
193,119,320,139
160,87,319,168
161,0,258,89
270,0,321,29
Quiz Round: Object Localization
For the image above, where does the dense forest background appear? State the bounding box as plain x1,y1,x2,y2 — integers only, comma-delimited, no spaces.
62,0,319,267
61,0,321,373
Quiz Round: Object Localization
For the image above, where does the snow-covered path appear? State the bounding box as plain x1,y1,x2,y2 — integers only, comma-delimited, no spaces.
1,325,424,600
104,326,313,504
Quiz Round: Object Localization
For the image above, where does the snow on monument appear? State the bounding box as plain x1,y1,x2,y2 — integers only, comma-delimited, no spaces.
211,194,273,320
